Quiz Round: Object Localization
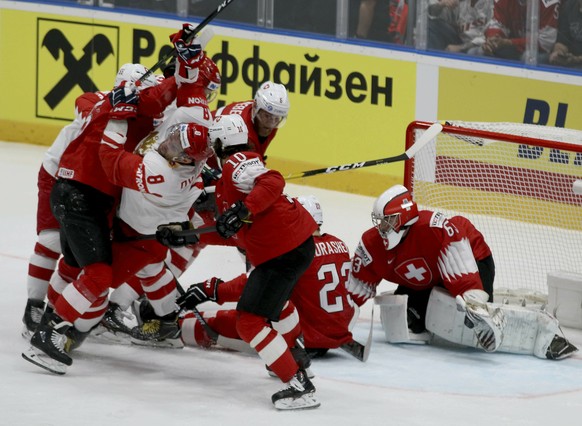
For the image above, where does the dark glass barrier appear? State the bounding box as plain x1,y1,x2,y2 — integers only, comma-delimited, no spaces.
33,0,582,73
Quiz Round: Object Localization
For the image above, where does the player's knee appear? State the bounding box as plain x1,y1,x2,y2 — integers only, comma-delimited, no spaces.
37,229,61,254
236,311,268,344
271,301,301,345
79,263,113,300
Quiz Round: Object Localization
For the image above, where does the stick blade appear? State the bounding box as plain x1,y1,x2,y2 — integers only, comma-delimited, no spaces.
405,122,443,159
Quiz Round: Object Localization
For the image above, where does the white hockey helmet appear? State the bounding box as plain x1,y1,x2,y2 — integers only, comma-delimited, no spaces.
297,195,323,226
251,81,290,128
372,185,419,250
114,63,158,90
208,114,249,148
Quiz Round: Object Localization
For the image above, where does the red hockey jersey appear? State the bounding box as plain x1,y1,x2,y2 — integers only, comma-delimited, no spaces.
290,232,356,348
347,210,492,306
215,151,317,266
56,78,177,199
214,100,279,158
485,0,559,53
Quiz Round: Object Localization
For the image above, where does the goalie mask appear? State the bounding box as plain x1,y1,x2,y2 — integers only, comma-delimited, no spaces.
297,195,323,226
372,185,418,250
114,63,158,91
251,81,290,130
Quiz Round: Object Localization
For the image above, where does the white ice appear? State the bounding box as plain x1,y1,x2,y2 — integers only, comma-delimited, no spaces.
1,141,581,426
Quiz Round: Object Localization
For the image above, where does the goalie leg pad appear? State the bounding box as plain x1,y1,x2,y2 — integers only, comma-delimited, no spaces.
375,292,429,344
376,293,410,343
425,287,477,347
547,271,582,329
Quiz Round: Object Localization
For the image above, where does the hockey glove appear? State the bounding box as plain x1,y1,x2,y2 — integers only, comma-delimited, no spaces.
216,201,250,239
177,277,223,310
108,82,139,120
174,39,203,66
201,165,222,187
456,289,506,352
155,222,199,247
169,23,197,45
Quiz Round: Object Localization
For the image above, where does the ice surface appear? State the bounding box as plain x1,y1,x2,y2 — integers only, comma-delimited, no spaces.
1,141,581,425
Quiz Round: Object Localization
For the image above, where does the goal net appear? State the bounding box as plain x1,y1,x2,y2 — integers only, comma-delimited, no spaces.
404,121,582,304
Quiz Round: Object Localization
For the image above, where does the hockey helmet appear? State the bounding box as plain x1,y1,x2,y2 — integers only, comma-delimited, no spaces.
114,63,158,90
198,55,221,102
251,81,290,128
297,195,323,226
178,123,213,162
208,115,249,149
371,185,418,249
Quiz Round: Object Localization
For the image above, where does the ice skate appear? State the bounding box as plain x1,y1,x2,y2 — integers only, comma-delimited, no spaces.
266,365,314,379
546,335,578,360
21,298,45,339
130,311,183,348
271,369,320,410
100,303,134,336
22,311,73,375
64,326,91,353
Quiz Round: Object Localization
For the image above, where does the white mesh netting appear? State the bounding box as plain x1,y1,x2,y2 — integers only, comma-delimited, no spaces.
407,121,582,302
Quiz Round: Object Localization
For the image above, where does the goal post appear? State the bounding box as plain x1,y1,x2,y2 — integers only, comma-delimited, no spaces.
404,120,582,303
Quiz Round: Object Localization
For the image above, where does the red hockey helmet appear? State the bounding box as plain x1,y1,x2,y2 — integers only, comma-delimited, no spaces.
198,55,221,102
178,123,213,162
371,185,418,249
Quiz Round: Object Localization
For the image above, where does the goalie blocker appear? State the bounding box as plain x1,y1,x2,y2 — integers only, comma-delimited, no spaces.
376,288,578,360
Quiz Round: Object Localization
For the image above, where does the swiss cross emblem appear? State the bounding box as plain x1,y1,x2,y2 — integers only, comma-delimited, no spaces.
395,258,432,287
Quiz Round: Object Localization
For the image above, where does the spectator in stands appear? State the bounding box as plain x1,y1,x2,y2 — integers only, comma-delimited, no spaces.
470,0,559,63
549,0,582,68
355,0,408,44
428,0,493,54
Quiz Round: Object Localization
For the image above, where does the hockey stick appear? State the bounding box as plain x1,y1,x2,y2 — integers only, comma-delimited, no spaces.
284,122,443,180
340,305,374,362
165,263,221,344
138,0,237,83
126,225,217,242
173,272,255,353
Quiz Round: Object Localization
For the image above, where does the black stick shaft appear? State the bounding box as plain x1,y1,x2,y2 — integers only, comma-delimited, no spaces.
139,0,237,82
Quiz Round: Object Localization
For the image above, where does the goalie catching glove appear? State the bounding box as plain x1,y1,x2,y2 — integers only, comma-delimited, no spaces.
155,222,199,247
456,289,506,352
177,277,223,310
216,201,251,239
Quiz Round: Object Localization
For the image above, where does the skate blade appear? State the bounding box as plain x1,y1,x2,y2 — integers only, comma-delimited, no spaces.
21,325,33,341
22,346,68,375
89,325,133,345
130,337,184,349
273,392,320,411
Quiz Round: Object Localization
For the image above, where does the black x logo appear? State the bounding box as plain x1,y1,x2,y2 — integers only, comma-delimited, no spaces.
42,29,114,109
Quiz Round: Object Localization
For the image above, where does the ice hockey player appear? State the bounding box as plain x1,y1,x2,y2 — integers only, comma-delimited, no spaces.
159,113,320,409
164,80,292,281
178,194,358,358
348,184,578,360
21,25,209,374
20,65,159,340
